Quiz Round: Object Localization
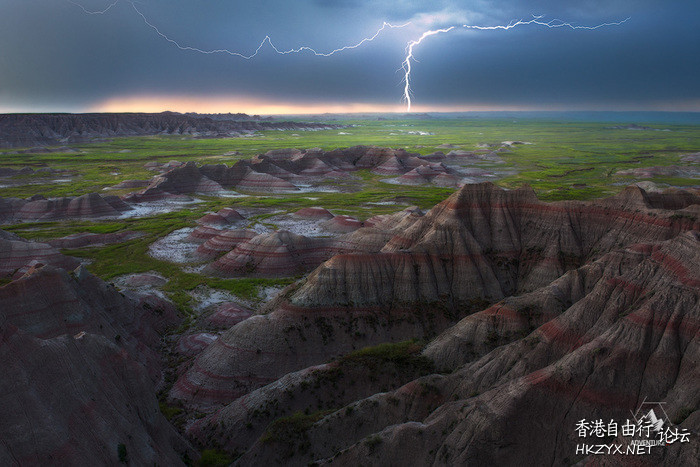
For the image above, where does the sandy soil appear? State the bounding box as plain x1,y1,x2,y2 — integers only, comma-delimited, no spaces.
148,228,201,263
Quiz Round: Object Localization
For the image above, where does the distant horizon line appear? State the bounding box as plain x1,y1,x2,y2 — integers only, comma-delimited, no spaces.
2,95,699,116
2,109,699,116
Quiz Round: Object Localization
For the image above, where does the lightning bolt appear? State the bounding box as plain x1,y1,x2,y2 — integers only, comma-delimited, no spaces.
67,0,119,15
131,1,408,58
70,1,408,59
69,2,629,112
401,15,630,111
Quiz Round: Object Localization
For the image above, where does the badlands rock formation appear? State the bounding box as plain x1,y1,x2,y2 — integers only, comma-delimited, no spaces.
126,145,495,199
1,164,697,466
204,302,253,329
198,207,424,277
204,230,339,277
233,230,698,466
168,183,698,466
0,230,80,278
0,192,131,222
0,112,336,148
195,229,259,259
197,207,245,227
47,230,143,249
293,207,335,220
186,208,247,244
0,261,192,464
616,165,700,179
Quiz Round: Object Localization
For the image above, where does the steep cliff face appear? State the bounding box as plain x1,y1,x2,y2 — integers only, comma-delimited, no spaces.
170,184,699,417
292,183,699,308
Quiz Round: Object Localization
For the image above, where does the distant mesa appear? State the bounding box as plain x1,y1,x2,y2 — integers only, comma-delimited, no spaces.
183,112,274,122
0,112,338,148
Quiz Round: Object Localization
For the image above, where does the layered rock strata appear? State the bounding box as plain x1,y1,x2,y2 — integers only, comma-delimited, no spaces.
171,184,699,415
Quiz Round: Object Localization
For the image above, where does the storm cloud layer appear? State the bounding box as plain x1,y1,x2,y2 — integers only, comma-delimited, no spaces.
0,0,698,112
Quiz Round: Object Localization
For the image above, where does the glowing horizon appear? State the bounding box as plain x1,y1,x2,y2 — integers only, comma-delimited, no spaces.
1,95,698,115
81,95,700,115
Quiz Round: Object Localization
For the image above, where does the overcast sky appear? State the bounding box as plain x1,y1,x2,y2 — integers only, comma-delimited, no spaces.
0,0,698,113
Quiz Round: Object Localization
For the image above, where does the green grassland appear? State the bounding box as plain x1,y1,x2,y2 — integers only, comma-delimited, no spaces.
1,118,698,311
1,118,698,200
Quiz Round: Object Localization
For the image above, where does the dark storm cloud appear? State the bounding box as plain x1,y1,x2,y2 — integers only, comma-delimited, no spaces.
0,0,698,112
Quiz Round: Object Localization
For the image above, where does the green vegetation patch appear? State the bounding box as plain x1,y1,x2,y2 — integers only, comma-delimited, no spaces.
337,339,434,374
261,410,327,443
197,449,233,467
